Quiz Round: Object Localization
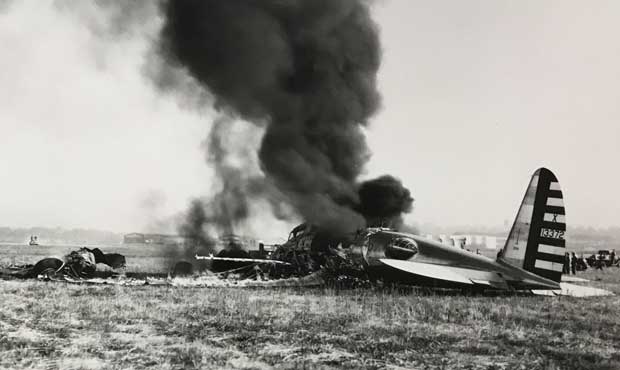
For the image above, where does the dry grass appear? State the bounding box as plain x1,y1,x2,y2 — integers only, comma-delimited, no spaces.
1,244,620,369
1,277,619,370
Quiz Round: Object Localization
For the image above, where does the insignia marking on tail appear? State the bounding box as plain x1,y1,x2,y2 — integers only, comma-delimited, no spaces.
525,168,566,282
500,168,567,283
543,213,565,223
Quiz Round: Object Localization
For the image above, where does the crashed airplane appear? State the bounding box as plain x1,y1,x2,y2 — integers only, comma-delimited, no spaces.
3,168,609,296
198,168,612,296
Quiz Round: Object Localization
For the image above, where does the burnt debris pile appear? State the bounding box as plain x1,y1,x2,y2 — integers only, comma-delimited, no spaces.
3,247,127,280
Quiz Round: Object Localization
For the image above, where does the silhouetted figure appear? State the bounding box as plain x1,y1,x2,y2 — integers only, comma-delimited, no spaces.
570,252,577,275
258,242,266,258
563,252,570,274
576,254,588,271
595,253,604,270
611,250,616,267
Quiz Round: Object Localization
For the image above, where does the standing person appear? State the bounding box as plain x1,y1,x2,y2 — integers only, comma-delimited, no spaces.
595,253,604,270
570,252,577,275
563,252,570,274
578,253,588,271
610,250,616,267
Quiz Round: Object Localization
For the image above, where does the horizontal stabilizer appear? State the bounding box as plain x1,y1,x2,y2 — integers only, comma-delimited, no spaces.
532,283,614,297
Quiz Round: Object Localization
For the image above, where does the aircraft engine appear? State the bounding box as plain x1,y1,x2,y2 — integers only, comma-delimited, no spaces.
346,230,419,270
385,238,418,260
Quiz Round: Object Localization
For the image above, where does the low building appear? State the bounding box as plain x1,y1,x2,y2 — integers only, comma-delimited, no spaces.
123,233,187,246
123,233,145,244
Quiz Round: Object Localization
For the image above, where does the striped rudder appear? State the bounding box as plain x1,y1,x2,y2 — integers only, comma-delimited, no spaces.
499,168,565,282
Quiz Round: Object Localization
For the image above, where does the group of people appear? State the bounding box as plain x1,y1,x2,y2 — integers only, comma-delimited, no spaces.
585,250,617,270
563,252,581,274
563,250,617,274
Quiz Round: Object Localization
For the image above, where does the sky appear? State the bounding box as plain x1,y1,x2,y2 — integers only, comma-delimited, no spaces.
0,1,619,233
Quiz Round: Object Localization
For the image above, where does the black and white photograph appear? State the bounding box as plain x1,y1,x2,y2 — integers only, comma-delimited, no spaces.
1,1,619,369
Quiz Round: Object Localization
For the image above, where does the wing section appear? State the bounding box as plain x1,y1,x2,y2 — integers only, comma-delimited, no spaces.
379,259,508,289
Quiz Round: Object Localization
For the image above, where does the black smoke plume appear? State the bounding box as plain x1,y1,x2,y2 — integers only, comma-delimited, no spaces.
178,199,215,251
357,175,414,229
155,0,385,235
177,118,278,252
148,0,417,247
202,117,258,235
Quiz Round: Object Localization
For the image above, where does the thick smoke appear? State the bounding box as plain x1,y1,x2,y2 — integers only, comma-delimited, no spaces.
155,0,386,236
147,0,416,247
357,175,414,229
203,117,259,235
177,118,265,254
198,117,291,233
178,199,214,251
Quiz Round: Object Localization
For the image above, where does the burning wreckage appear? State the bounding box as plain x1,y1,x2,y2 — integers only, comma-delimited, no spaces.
1,4,609,296
4,247,126,281
198,223,411,287
0,167,610,297
0,168,612,296
198,168,614,297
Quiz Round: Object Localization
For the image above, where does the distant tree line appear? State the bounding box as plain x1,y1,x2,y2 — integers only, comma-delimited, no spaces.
0,227,123,245
419,223,620,242
568,226,620,241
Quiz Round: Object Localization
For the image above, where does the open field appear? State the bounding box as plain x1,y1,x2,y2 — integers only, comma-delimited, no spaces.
0,272,619,369
1,244,620,369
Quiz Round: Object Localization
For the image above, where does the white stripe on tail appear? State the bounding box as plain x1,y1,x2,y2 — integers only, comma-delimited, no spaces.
499,168,566,283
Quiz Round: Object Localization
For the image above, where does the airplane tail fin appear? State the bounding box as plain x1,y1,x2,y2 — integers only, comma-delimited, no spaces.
498,168,566,283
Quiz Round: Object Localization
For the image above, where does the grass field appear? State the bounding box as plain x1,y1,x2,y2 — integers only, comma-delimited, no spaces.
1,244,620,369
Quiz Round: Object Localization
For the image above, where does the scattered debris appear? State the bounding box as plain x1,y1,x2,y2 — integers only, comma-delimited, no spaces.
44,271,325,288
1,247,126,280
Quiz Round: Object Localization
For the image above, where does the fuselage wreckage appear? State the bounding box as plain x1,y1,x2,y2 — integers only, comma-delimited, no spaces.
198,168,611,296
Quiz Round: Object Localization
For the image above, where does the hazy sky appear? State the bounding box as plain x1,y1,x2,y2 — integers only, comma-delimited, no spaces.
1,1,619,233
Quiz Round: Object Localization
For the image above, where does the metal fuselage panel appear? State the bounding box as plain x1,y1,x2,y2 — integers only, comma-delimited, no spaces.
362,231,498,269
356,230,559,290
